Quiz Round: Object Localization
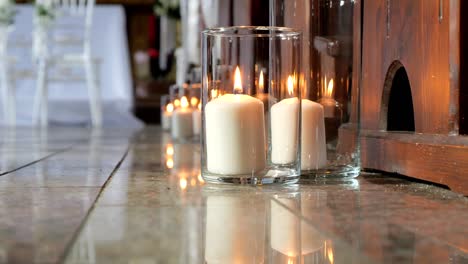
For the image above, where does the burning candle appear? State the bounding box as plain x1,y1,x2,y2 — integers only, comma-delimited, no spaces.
271,75,300,164
193,103,202,135
319,78,338,118
190,97,199,107
205,66,266,175
171,96,194,140
174,98,181,108
161,103,174,130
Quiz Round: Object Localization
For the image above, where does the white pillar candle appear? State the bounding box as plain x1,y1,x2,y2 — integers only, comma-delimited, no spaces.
301,100,327,170
192,103,201,135
205,66,266,175
271,97,300,164
161,103,174,131
271,75,300,164
171,96,194,140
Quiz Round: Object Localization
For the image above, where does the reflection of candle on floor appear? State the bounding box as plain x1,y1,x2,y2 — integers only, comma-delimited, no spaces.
173,143,194,169
271,198,300,257
162,103,174,130
205,66,266,175
193,103,201,135
271,75,300,164
205,196,265,263
171,96,194,140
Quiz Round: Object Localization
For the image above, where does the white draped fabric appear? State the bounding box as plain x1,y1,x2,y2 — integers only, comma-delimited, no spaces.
0,4,142,128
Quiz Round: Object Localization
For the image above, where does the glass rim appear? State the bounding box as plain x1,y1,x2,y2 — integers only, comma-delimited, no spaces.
202,26,302,38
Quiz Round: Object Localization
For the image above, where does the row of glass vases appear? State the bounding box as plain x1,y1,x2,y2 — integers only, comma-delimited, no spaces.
197,0,359,184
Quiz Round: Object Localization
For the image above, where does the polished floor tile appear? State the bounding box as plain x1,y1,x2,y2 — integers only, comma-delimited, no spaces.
1,127,467,263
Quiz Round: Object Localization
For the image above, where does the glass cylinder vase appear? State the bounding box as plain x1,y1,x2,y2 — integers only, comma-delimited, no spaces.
201,26,302,184
271,0,361,179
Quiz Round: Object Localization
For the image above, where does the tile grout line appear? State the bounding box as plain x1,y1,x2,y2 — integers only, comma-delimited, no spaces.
0,145,75,177
57,143,132,264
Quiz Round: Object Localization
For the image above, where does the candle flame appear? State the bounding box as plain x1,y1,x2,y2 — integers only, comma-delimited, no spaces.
259,70,264,93
325,78,334,98
166,103,174,113
165,144,174,156
174,99,180,108
179,178,187,190
191,179,196,186
323,76,335,98
166,158,174,169
287,259,294,264
234,66,243,93
180,96,189,108
287,75,294,96
190,97,199,107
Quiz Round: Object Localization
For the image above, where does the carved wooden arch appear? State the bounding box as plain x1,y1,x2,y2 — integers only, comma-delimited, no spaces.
379,60,415,131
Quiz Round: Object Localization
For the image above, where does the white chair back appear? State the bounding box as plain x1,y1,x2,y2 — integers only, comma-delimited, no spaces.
33,0,95,59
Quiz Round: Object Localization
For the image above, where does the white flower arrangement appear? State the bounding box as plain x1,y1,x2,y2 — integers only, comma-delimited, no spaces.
35,0,56,22
154,0,180,19
0,0,15,25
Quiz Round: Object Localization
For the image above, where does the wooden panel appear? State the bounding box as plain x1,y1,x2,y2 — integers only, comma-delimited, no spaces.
350,0,361,123
459,0,468,134
361,0,454,134
360,130,468,195
448,0,460,133
361,0,387,130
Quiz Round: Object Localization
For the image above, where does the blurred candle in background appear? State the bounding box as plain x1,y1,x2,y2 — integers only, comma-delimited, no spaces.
171,96,194,140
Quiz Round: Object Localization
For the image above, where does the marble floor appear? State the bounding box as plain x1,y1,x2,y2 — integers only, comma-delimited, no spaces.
0,126,467,264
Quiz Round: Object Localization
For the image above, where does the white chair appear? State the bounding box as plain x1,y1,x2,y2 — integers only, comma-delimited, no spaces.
0,25,15,125
33,0,102,127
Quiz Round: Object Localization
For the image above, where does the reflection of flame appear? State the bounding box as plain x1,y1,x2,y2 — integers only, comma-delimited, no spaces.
211,89,218,99
234,66,243,93
166,158,174,169
198,103,201,110
327,242,334,264
166,103,174,113
190,97,199,107
287,75,294,96
181,96,189,108
287,259,294,264
259,70,264,93
166,145,174,156
174,99,180,107
179,178,187,190
324,78,334,98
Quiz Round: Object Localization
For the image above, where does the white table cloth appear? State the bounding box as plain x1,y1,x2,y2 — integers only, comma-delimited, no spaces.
0,4,142,128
